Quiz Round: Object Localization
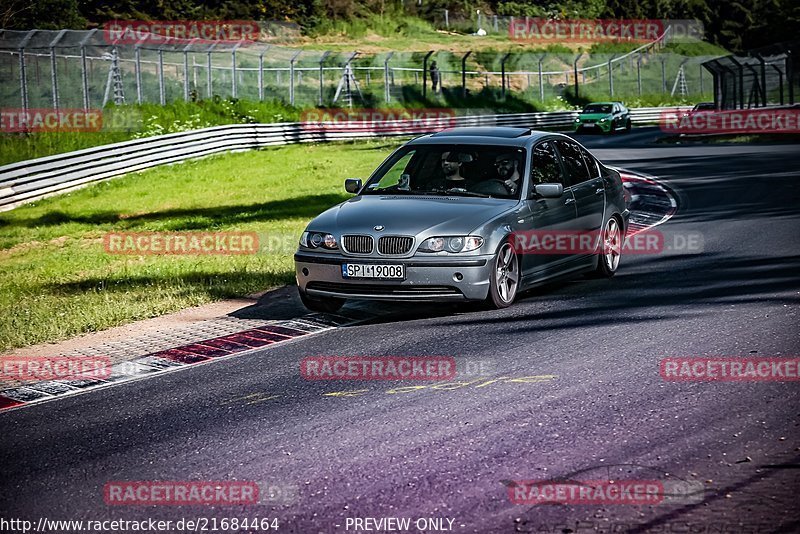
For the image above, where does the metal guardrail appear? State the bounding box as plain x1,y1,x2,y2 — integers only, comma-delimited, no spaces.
0,106,688,211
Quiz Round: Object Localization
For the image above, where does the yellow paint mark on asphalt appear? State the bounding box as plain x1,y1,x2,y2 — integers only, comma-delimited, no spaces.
220,392,281,406
322,389,371,398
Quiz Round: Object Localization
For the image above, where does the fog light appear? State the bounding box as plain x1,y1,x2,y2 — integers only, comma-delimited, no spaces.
302,268,309,276
453,272,463,281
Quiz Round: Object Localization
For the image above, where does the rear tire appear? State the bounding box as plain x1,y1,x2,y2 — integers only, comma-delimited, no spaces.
625,119,632,132
486,241,520,309
299,289,345,313
594,216,622,278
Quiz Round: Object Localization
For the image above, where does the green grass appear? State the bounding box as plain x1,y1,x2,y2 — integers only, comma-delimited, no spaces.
0,99,301,166
0,140,399,351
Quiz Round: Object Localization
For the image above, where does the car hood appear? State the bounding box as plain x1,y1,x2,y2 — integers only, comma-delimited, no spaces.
309,194,515,237
578,112,612,121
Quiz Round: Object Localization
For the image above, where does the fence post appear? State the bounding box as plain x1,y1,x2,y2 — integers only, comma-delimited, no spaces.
729,56,744,108
158,48,165,105
771,64,784,105
636,53,643,96
608,54,617,97
786,52,794,105
699,63,704,95
49,30,67,110
206,44,216,99
501,53,511,99
18,47,28,117
79,30,97,111
182,39,197,101
756,54,767,105
318,50,331,105
289,50,301,106
258,45,270,101
135,45,142,103
384,52,394,103
422,50,434,98
661,57,667,93
462,51,472,98
444,9,449,29
538,55,545,101
573,52,582,98
231,44,238,98
17,31,37,119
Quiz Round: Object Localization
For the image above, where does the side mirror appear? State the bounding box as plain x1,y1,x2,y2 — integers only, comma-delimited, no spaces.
344,178,362,194
533,183,563,199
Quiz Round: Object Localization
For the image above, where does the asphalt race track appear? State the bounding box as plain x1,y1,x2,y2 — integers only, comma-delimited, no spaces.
1,129,799,533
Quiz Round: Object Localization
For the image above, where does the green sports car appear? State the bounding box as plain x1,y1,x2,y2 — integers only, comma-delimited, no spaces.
574,102,632,134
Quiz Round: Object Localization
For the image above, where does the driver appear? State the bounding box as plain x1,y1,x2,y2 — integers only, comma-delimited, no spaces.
495,153,521,195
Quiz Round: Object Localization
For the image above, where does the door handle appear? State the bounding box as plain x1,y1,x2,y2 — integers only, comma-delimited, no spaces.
595,188,604,195
564,198,575,205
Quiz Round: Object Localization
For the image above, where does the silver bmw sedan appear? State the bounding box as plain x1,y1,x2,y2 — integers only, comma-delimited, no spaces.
294,127,629,312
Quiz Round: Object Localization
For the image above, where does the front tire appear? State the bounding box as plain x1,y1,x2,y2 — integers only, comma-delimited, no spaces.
486,241,520,309
595,216,622,278
299,289,345,313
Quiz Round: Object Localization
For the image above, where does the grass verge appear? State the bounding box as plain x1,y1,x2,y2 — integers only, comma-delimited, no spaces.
0,140,399,351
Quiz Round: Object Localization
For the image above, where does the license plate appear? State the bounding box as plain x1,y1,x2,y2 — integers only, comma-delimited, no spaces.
342,263,405,280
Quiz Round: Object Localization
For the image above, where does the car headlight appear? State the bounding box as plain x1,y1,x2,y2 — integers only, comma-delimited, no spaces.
599,117,608,123
575,118,581,122
300,231,338,250
418,236,483,253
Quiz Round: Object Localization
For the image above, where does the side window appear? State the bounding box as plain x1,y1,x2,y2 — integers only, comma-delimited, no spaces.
529,142,565,191
578,146,600,179
554,140,591,186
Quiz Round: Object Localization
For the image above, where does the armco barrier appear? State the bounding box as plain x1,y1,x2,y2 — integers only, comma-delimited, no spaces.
0,107,688,211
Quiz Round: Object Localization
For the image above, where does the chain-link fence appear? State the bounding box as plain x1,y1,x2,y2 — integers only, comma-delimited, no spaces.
702,43,797,109
0,27,723,115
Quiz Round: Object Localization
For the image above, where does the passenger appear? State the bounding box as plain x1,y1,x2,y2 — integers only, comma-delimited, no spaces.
437,151,468,187
494,153,521,195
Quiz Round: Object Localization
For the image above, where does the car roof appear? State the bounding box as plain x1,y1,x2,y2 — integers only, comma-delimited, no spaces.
584,101,621,106
407,127,556,147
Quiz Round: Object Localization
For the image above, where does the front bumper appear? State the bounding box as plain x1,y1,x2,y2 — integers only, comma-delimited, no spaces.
576,121,611,133
294,252,495,302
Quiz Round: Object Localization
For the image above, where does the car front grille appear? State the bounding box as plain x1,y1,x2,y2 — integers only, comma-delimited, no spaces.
342,235,374,254
378,236,413,255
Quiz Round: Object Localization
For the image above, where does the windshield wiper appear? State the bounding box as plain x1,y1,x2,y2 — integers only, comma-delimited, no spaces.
435,188,491,198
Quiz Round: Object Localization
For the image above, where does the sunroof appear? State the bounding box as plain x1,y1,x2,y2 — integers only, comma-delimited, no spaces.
431,127,532,138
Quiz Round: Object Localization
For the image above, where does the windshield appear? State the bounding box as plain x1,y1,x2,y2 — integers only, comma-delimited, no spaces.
583,104,612,114
362,144,527,199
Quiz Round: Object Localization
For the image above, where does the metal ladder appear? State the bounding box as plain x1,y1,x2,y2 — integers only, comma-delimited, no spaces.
670,65,688,97
102,48,125,106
